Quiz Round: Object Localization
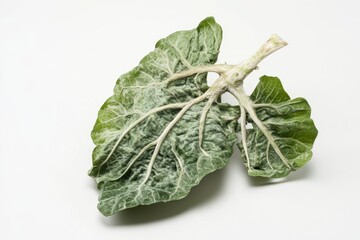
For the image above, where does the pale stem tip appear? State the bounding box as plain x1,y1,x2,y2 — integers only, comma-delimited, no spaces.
269,34,288,48
260,34,288,58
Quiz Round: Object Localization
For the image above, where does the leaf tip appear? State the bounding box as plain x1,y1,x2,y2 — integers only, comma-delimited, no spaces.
197,16,218,29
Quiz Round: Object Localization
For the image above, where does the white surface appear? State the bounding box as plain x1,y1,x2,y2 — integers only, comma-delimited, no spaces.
1,0,359,239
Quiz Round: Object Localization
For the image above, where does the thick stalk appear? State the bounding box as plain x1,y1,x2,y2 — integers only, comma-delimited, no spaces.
217,34,288,88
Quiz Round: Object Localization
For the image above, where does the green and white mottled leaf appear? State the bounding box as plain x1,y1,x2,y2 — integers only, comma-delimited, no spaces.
88,17,239,216
89,17,319,216
238,76,318,178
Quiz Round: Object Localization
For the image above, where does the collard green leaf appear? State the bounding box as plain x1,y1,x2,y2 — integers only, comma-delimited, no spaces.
238,76,318,178
89,17,239,216
89,17,319,216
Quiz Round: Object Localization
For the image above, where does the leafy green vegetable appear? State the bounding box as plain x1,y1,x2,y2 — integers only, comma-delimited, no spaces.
89,17,318,216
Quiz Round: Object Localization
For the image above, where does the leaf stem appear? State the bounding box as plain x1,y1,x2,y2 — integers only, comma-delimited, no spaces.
221,34,288,87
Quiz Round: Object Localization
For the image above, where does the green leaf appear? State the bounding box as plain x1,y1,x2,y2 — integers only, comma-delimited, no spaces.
88,17,239,216
89,17,319,216
238,76,318,178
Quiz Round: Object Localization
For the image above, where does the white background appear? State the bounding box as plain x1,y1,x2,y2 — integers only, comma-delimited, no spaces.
1,0,359,239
